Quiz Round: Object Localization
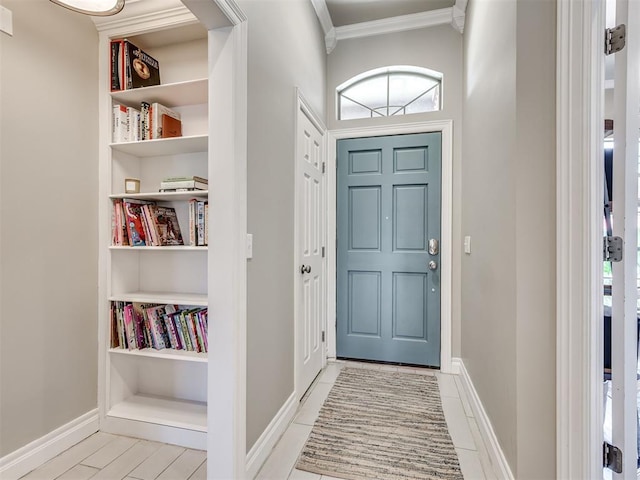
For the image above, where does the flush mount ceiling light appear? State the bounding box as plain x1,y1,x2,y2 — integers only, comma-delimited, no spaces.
49,0,124,16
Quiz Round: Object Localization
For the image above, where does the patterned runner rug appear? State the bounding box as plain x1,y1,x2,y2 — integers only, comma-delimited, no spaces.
296,367,464,480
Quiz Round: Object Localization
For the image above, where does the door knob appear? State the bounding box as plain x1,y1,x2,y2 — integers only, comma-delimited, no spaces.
428,260,438,271
300,265,311,274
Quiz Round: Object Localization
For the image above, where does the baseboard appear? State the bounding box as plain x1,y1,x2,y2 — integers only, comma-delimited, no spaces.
245,391,298,480
0,409,99,480
455,358,515,480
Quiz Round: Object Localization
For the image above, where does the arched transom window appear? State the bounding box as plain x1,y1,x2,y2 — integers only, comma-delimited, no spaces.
337,66,442,120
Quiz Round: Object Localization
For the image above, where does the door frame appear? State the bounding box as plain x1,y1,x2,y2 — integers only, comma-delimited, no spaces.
294,88,328,399
327,120,453,373
556,1,604,477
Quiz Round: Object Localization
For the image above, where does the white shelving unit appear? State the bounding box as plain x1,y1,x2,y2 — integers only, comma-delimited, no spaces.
98,9,210,451
96,1,248,471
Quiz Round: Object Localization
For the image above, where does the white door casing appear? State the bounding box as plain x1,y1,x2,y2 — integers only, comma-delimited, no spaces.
295,90,327,397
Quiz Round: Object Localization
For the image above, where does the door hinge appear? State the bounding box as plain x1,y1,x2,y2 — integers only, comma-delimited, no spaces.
603,236,623,262
322,162,326,173
322,246,325,258
322,331,325,342
605,24,626,55
603,442,623,473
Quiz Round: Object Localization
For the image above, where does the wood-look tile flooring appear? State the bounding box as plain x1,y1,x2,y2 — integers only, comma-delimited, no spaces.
19,360,494,480
19,434,206,480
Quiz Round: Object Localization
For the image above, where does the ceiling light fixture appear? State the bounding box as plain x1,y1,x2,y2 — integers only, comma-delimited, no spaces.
49,0,124,16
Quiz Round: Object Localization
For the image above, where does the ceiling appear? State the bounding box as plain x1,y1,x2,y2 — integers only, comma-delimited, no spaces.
325,0,456,27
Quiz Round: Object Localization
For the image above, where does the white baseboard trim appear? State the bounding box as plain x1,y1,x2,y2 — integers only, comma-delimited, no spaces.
455,358,515,480
245,391,298,480
0,409,99,480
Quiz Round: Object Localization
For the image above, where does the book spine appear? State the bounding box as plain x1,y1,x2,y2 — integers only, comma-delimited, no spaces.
124,39,132,90
127,107,140,143
204,203,208,246
197,201,205,246
179,313,193,351
189,199,196,246
112,104,128,143
140,102,150,141
123,303,136,349
110,40,122,92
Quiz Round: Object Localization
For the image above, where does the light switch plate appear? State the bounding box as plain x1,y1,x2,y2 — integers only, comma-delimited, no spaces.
246,233,253,259
464,235,471,254
0,6,13,37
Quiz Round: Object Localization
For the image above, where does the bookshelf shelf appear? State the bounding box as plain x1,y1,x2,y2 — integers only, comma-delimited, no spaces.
109,246,207,251
110,78,208,108
110,135,208,157
107,394,207,432
109,348,207,363
110,191,208,202
109,292,208,306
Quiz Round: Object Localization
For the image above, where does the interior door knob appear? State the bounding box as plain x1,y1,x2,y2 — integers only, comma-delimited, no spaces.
300,265,311,274
428,260,438,271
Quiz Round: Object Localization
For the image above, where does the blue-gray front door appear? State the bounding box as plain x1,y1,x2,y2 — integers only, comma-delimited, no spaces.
336,132,442,367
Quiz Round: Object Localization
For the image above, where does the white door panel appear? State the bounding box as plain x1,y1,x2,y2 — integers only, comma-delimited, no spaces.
296,98,325,397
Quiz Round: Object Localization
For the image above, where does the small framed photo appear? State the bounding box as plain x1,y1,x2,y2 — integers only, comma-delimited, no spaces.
124,178,140,193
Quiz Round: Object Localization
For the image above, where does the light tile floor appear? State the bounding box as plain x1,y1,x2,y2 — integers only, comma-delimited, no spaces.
257,360,496,480
19,360,494,480
19,434,206,480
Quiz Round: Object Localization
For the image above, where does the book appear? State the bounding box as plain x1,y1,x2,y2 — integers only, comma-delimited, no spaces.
188,199,196,246
159,180,208,190
112,104,128,143
161,114,182,138
111,39,160,91
140,102,150,141
127,107,140,142
149,103,180,140
197,201,205,246
149,206,184,246
122,198,154,246
110,40,125,91
163,176,208,184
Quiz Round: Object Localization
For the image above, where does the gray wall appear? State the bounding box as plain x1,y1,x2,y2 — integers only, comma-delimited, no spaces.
0,0,99,457
239,0,327,452
461,0,556,477
327,26,464,357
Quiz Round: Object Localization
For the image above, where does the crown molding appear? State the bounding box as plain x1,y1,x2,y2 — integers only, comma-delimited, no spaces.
335,8,454,42
92,3,195,34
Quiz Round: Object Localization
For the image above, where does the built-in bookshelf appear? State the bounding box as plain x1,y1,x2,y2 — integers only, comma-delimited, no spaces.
96,0,247,466
98,11,210,450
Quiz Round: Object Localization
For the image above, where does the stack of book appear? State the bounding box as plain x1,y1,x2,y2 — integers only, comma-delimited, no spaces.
159,176,207,192
112,199,184,246
112,101,181,143
110,39,161,91
110,301,208,353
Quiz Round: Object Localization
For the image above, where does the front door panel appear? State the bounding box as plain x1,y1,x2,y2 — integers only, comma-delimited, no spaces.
337,133,442,367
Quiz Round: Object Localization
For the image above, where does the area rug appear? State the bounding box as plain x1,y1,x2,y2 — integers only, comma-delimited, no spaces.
296,367,464,480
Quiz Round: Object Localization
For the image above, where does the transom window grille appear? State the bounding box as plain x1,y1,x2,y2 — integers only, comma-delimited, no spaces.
337,66,442,120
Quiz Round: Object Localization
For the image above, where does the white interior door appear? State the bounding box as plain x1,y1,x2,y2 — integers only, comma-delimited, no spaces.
295,95,326,397
608,0,639,476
